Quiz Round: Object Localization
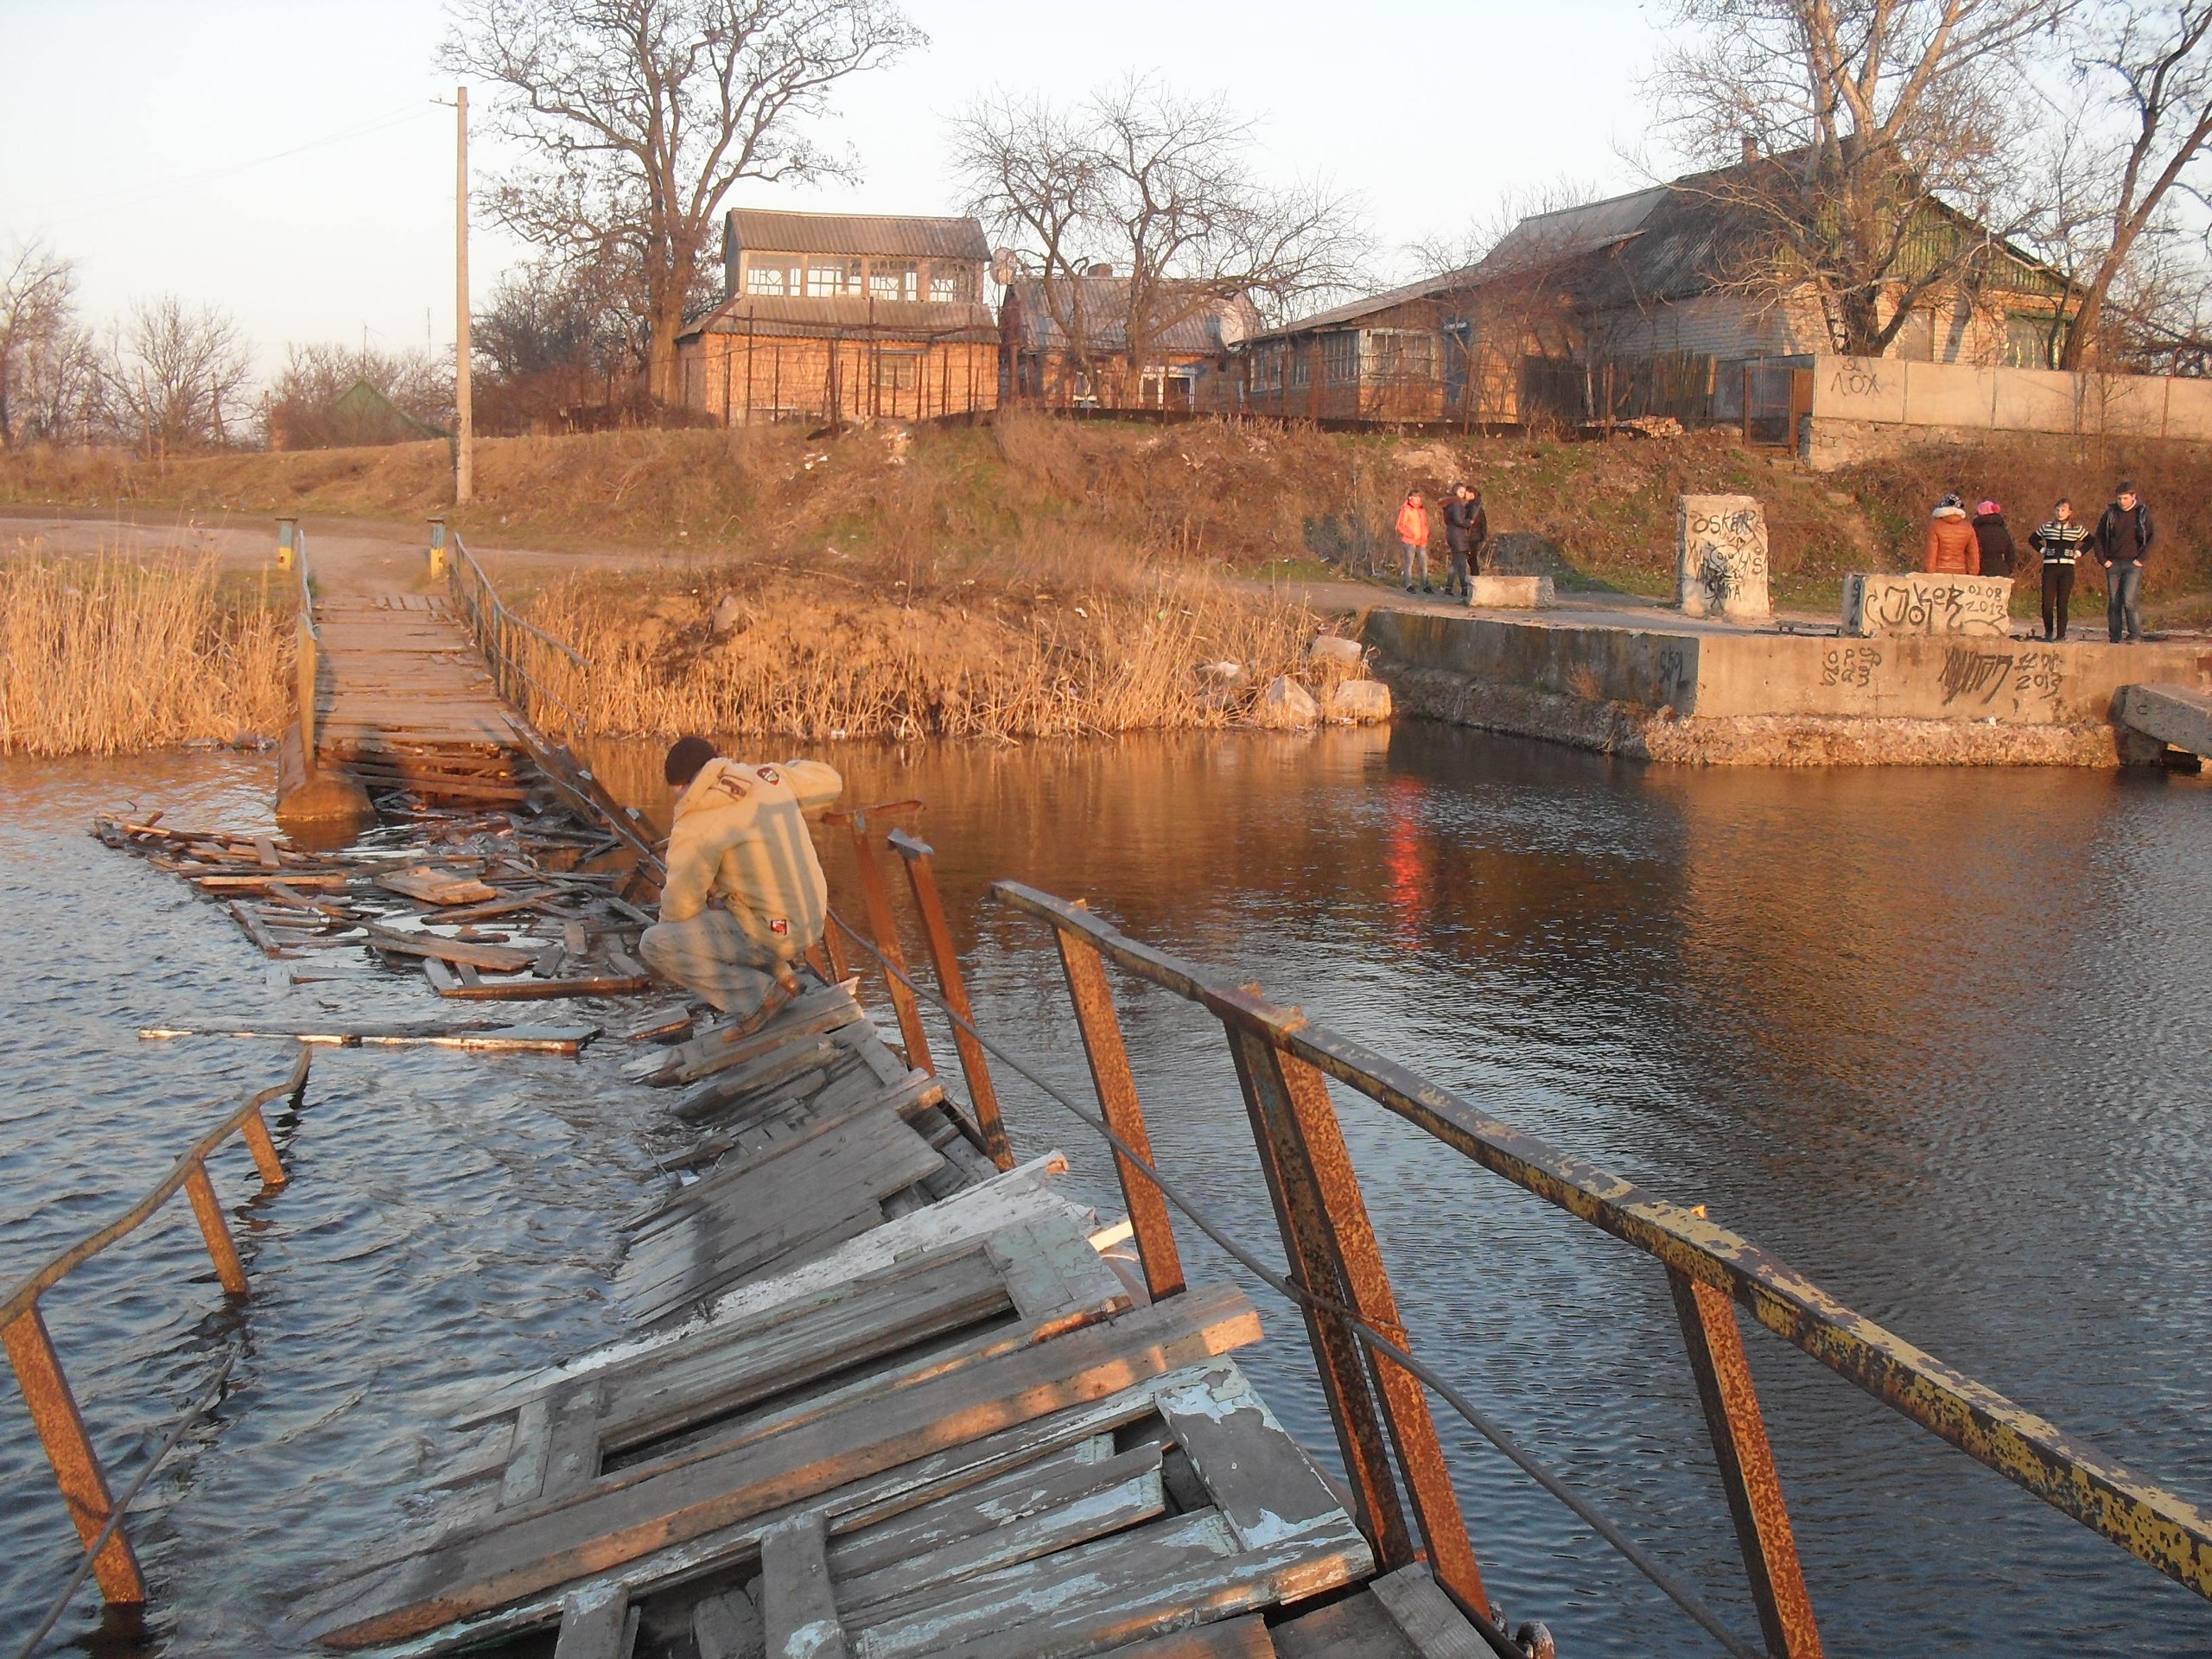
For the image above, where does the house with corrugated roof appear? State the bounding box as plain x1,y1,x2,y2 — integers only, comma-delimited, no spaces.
1001,270,1257,411
676,209,1001,424
1239,153,2074,429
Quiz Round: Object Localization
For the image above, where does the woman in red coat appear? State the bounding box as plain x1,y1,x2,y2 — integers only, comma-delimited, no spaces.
1925,493,1980,575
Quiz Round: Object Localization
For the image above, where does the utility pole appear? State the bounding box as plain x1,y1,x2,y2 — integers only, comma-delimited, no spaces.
454,85,474,506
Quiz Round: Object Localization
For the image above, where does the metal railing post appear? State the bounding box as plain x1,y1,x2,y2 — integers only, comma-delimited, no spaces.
1048,922,1185,1301
843,814,933,1075
887,830,1012,1170
1222,1002,1488,1610
182,1159,249,1297
1220,1014,1414,1572
240,1104,288,1189
427,517,448,577
276,516,297,571
4,1304,147,1605
1669,1270,1824,1658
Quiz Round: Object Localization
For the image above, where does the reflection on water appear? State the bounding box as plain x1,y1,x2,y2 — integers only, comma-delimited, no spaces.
594,728,2212,1656
3,729,2209,1656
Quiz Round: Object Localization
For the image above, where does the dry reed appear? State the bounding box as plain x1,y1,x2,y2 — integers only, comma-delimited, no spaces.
525,569,1325,742
0,551,293,755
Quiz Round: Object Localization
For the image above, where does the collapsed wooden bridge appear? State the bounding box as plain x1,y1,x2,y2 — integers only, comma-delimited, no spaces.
10,521,2212,1659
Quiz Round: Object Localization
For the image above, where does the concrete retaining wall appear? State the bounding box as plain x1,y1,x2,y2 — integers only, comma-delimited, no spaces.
1804,354,2212,469
1363,607,2212,765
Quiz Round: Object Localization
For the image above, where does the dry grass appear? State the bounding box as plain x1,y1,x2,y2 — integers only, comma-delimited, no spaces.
10,415,2209,616
0,551,293,755
526,563,1326,741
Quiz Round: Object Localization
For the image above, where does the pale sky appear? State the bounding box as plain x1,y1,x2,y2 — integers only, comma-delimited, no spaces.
0,0,1673,378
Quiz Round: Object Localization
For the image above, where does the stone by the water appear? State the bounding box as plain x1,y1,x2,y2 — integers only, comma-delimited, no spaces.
1676,494,1770,622
1841,573,2012,637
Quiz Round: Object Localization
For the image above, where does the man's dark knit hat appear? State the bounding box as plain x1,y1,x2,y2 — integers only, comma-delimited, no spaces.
664,734,717,786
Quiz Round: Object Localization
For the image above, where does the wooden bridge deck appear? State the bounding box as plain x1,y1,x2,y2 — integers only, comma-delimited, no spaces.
291,982,1490,1659
314,594,518,754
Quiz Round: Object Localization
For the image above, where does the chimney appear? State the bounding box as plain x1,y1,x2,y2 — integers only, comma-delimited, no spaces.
1740,133,1759,165
1090,262,1116,277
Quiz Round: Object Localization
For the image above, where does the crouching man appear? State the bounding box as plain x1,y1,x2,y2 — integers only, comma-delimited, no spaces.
638,734,843,1033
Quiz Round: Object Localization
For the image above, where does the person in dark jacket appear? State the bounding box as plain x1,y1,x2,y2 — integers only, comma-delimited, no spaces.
2094,481,2153,643
1971,500,2016,582
1442,484,1489,598
2029,499,2088,640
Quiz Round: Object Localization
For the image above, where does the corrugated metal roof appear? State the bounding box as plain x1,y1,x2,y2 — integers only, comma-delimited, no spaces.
1482,187,1671,272
1247,270,1477,341
727,210,989,261
1005,276,1256,355
680,294,999,342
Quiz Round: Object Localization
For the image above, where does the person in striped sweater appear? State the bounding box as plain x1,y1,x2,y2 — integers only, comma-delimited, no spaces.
2029,499,2089,640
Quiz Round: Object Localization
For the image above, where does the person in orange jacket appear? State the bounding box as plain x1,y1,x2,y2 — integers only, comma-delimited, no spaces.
1396,489,1433,594
1924,493,1980,575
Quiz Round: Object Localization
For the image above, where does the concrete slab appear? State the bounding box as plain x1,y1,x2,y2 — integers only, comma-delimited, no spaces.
1676,495,1770,622
1841,574,2012,637
2114,683,2212,755
1465,575,1553,608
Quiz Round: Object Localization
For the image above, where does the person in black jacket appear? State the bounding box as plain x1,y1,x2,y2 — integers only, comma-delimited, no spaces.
1971,499,2016,582
2094,482,2153,643
1442,484,1489,599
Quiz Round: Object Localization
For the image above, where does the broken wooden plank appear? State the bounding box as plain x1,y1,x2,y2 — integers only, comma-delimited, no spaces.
311,1289,1262,1647
454,1156,1083,1426
691,1585,763,1659
1366,1567,1491,1659
760,1513,843,1659
831,1444,1166,1624
550,1583,633,1659
314,1363,1229,1659
1154,1374,1352,1551
366,925,537,972
623,985,865,1087
429,969,652,1002
137,1022,597,1054
1100,1614,1277,1658
378,866,502,906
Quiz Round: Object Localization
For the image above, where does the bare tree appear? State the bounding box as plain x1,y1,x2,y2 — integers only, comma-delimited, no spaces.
265,342,454,448
0,240,77,448
1649,0,2070,353
15,321,105,445
952,78,1365,407
107,297,254,458
443,0,924,407
2050,0,2212,364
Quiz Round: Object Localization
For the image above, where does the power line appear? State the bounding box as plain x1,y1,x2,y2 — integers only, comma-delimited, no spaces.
18,104,442,231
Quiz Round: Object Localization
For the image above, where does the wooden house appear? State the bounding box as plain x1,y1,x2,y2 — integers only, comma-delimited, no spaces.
1001,273,1257,410
1237,153,2075,429
677,211,1001,424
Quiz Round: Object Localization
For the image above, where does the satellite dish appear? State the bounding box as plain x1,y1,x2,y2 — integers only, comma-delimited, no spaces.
990,248,1020,286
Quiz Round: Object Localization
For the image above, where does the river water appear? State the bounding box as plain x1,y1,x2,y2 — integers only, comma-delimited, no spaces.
2,728,2209,1656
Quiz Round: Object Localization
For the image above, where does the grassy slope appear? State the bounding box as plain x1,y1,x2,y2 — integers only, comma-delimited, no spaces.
5,416,2208,619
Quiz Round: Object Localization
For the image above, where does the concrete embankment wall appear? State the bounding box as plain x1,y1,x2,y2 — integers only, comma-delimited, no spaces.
1363,607,2212,766
1805,354,2212,470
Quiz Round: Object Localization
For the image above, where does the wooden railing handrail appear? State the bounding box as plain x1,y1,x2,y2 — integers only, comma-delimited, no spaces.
989,880,2212,1608
0,1052,308,1328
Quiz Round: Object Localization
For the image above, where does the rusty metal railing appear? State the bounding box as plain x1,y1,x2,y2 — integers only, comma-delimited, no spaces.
818,804,1014,1174
982,885,2212,1657
277,518,321,778
2,1053,309,1609
438,530,589,734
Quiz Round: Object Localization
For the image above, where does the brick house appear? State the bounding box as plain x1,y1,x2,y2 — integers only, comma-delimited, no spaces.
677,210,1001,424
